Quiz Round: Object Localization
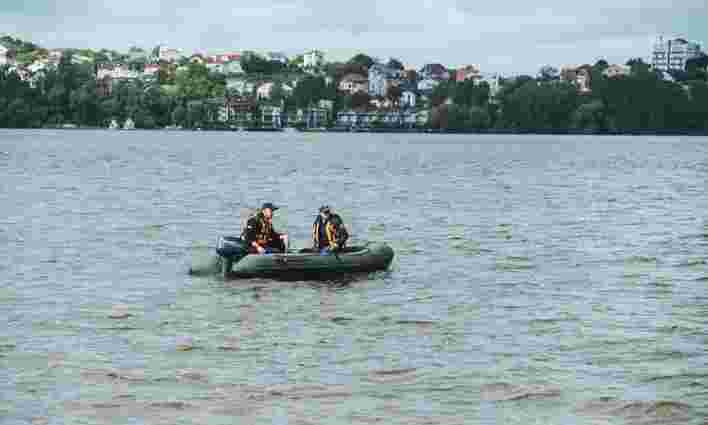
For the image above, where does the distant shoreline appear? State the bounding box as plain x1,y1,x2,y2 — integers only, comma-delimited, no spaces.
3,126,708,136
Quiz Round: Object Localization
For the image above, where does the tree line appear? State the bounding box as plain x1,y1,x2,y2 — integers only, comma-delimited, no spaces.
1,50,708,131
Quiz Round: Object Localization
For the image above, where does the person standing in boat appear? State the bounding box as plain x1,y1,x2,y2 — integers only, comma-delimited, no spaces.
312,205,349,254
242,202,288,254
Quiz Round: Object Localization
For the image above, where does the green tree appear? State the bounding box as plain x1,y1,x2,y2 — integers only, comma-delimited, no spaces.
350,91,372,109
348,54,374,69
292,76,327,108
386,85,403,107
538,65,559,81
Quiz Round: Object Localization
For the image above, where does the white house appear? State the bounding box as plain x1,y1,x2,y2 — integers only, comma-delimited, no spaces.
303,50,324,68
338,73,368,94
97,64,139,80
603,64,631,78
479,73,502,99
417,78,438,93
267,52,288,64
206,56,225,73
226,77,256,95
368,63,399,97
0,45,13,66
456,64,481,82
401,90,416,108
158,46,182,63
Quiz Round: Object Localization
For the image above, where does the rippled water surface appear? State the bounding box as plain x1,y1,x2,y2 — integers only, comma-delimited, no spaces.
1,130,707,424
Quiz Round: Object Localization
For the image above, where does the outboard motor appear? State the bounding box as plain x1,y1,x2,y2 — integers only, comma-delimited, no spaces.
216,236,249,276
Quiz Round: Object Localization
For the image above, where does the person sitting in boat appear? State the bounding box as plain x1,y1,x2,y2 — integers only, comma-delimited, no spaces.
312,205,349,254
242,202,288,254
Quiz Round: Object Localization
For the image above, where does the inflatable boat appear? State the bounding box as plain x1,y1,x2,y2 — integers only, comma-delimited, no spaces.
211,236,394,279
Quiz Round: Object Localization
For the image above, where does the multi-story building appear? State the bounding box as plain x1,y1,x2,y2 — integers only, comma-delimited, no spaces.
368,63,399,97
303,50,324,68
652,36,702,71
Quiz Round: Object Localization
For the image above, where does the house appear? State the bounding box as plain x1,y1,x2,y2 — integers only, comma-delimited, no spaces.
97,64,139,80
96,75,113,97
417,78,438,94
224,96,257,126
603,64,631,78
338,73,368,94
420,63,450,81
9,65,31,82
303,50,324,68
560,65,592,93
368,63,400,97
48,49,63,65
222,60,244,75
456,65,481,82
401,90,417,108
226,76,256,95
144,63,160,76
206,56,227,73
0,44,15,66
371,98,394,109
222,53,241,62
158,46,182,63
267,52,288,64
96,64,140,96
416,64,450,94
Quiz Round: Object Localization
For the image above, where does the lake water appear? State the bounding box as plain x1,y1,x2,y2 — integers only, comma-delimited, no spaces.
0,129,706,425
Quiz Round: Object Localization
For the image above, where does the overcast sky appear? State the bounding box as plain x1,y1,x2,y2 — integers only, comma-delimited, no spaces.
2,0,707,75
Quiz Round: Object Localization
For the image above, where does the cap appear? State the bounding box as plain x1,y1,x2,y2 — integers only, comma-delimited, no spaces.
319,205,331,214
261,202,279,211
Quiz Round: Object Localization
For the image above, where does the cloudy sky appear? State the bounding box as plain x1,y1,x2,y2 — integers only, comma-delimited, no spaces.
2,0,707,74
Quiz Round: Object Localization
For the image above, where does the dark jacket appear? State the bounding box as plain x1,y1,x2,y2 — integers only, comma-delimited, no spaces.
242,211,282,250
312,213,349,250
